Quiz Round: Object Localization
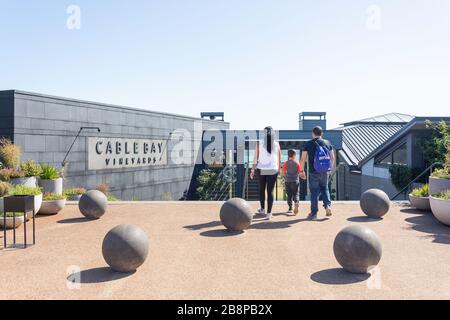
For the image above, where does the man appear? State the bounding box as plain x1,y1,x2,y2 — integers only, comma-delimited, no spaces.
299,126,335,220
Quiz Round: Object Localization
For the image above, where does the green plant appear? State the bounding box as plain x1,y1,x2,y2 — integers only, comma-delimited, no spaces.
0,181,12,197
389,164,413,191
43,193,66,201
431,146,450,179
39,164,60,180
196,169,223,200
433,190,450,200
3,212,25,218
0,138,21,168
411,184,429,197
20,160,42,177
422,120,450,166
63,188,86,196
107,194,119,201
10,185,42,196
8,169,25,179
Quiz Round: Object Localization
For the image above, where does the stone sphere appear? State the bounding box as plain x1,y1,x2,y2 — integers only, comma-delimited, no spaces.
220,198,253,231
102,224,149,273
360,188,390,218
79,190,108,219
333,225,382,274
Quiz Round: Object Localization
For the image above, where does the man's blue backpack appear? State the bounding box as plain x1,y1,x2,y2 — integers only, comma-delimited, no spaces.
313,140,332,173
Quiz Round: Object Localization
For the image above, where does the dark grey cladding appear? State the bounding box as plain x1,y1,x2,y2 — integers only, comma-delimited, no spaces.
0,90,229,201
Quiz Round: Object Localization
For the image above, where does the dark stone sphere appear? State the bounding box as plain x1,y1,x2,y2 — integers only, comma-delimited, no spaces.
102,224,149,273
220,198,253,231
79,190,108,219
360,189,390,218
333,225,382,274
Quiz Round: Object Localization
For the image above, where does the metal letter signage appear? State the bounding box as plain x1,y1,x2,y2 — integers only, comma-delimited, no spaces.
88,137,168,170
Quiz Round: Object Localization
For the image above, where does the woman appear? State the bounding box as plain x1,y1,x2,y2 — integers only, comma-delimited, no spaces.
250,126,281,219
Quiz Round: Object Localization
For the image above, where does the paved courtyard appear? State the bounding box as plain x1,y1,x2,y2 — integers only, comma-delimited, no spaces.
1,201,449,300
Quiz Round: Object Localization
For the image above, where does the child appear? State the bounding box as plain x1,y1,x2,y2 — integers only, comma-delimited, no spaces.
282,149,301,215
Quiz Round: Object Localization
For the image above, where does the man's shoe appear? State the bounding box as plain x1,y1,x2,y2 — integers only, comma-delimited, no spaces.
307,212,317,220
325,206,332,217
294,203,299,215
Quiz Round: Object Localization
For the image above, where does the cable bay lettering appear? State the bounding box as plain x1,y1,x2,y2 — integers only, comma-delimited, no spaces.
88,138,168,170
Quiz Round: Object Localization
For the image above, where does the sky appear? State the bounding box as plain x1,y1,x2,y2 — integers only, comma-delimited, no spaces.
0,0,449,130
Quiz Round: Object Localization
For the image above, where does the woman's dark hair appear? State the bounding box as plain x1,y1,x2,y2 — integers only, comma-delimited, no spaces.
264,126,274,154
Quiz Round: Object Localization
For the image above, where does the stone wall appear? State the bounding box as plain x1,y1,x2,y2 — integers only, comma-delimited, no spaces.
0,90,229,200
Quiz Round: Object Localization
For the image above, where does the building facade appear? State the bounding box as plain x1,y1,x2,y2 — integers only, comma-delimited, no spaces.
0,90,229,201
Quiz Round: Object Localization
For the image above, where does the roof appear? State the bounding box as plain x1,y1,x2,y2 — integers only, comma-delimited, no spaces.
340,124,405,166
359,116,450,167
341,113,414,126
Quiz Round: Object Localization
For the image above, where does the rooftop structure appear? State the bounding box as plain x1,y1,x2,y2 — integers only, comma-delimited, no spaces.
299,112,327,131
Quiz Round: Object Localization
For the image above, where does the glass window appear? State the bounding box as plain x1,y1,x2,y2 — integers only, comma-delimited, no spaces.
379,153,392,165
393,143,407,165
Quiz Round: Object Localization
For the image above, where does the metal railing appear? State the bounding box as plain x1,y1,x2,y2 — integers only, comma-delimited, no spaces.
391,162,443,200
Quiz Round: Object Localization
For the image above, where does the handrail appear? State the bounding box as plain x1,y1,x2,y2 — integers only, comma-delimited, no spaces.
391,162,443,200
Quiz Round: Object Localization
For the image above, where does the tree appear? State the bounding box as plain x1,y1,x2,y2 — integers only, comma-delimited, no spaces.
422,120,450,166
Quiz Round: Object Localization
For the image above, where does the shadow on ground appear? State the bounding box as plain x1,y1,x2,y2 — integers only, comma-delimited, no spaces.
310,268,370,285
68,267,135,284
58,217,90,224
404,214,450,245
400,208,431,215
250,218,328,230
347,216,382,223
200,229,244,237
184,221,222,231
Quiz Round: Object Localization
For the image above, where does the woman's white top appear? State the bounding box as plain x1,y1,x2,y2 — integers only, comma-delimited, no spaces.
256,140,280,172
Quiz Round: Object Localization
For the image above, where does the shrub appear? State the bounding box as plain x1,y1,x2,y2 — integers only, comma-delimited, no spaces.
20,160,42,177
4,212,25,218
196,169,223,200
10,185,42,196
8,169,25,179
43,193,66,201
39,164,60,180
0,138,21,169
389,164,413,191
411,184,429,197
422,120,450,166
431,146,450,179
0,168,14,181
96,183,110,194
63,188,86,196
0,181,12,197
434,190,450,200
107,194,119,201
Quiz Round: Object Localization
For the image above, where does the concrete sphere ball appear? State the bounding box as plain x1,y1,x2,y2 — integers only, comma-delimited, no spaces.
79,190,108,219
220,198,253,231
333,225,382,274
102,224,149,273
360,189,390,218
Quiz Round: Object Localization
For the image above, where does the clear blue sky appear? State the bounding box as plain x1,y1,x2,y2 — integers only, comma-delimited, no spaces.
1,0,449,129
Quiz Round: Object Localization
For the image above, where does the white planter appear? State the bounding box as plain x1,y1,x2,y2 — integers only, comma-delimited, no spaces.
409,194,431,211
39,178,63,195
10,176,38,188
38,199,66,215
429,176,450,195
0,215,25,229
0,197,3,213
430,196,450,226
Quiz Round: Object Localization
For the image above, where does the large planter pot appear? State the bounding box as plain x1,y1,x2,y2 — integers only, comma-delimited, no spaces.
39,178,63,195
10,176,38,188
0,215,25,229
25,194,43,221
38,199,66,215
408,194,431,211
430,196,450,226
429,176,450,195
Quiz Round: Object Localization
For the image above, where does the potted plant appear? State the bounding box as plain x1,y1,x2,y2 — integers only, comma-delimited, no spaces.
9,160,42,188
63,188,86,201
429,161,450,195
9,185,43,219
0,181,12,214
0,138,21,169
0,212,25,230
409,184,431,211
39,164,63,195
430,190,450,226
38,193,66,215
